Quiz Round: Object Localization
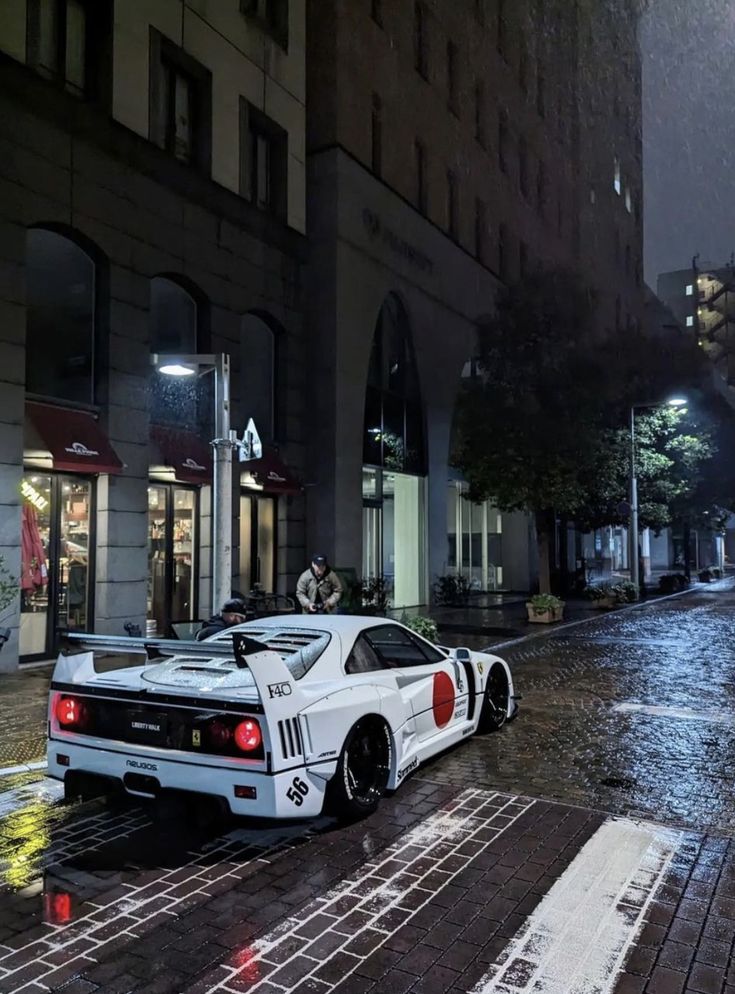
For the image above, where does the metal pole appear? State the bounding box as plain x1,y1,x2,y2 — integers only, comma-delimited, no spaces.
212,353,232,616
630,406,640,593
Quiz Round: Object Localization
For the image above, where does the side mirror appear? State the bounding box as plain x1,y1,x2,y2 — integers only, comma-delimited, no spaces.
455,647,471,662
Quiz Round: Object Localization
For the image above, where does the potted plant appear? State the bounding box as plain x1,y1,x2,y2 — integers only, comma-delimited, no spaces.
403,614,439,643
359,576,391,616
526,593,565,624
0,555,17,651
659,573,688,594
615,580,639,603
588,583,617,610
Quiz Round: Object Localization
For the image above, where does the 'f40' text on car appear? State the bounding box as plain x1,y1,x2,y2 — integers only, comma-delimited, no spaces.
48,617,518,820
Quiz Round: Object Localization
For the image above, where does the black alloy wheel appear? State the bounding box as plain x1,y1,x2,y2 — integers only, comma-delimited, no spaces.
327,717,392,820
477,664,509,733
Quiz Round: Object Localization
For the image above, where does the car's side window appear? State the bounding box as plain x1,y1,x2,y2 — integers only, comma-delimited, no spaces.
345,634,385,674
407,632,446,665
365,624,443,668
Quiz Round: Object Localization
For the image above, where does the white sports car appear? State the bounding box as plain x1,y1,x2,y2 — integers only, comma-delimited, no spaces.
48,616,517,820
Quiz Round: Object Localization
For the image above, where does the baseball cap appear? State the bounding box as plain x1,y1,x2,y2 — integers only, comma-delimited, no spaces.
223,597,247,614
311,554,327,566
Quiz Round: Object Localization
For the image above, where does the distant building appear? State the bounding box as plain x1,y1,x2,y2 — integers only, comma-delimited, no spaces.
305,0,645,603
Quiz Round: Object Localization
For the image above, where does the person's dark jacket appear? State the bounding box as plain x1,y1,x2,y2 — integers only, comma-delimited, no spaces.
196,615,231,641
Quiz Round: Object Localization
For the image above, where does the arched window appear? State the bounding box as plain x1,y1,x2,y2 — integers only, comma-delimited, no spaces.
150,276,197,354
363,294,425,475
150,276,201,426
26,227,96,404
241,314,276,442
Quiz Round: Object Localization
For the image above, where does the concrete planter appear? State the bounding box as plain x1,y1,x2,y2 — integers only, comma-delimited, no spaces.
526,604,564,624
594,596,617,611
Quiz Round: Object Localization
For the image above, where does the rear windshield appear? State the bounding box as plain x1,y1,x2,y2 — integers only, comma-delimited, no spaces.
208,627,331,680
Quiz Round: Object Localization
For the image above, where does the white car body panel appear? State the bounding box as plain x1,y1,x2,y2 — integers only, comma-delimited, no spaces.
47,616,516,819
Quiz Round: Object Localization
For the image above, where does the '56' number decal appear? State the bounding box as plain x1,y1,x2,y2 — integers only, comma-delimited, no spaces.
286,776,310,807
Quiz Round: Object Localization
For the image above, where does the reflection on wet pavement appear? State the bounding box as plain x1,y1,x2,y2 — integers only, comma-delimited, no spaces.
424,581,735,835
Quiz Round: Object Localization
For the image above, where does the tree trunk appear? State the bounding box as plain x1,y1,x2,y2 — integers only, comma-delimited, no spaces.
558,516,570,593
683,520,691,581
536,509,554,594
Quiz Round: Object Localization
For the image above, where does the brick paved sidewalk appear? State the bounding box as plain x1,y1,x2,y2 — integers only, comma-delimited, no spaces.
0,777,732,994
0,666,50,770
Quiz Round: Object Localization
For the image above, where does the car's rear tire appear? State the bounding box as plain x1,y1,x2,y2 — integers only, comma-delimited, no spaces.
326,717,393,821
477,664,509,733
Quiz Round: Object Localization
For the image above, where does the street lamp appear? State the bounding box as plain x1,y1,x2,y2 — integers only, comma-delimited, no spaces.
153,353,234,618
629,396,687,593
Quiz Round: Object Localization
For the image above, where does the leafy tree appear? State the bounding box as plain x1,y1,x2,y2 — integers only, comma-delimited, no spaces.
454,268,724,592
454,270,620,592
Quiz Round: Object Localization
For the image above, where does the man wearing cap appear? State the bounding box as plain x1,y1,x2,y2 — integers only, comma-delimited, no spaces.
196,597,250,640
296,555,343,614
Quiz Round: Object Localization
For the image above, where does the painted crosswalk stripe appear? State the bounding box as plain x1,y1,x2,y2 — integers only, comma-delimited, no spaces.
202,788,534,994
472,817,683,994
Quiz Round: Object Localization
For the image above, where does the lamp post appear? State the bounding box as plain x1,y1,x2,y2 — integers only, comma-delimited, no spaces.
154,353,234,617
629,396,687,592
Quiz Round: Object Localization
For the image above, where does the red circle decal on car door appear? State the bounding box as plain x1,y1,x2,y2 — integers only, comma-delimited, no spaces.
432,672,455,727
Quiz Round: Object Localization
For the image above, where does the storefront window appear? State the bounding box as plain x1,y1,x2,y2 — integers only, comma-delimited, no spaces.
362,468,426,607
20,475,52,657
239,494,277,593
20,473,93,659
446,482,504,591
172,488,195,620
59,478,92,631
148,484,197,636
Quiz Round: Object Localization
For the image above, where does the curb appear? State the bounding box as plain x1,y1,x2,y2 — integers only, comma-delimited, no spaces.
0,760,47,779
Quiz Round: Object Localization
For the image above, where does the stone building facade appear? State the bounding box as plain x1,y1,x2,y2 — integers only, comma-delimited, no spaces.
0,0,306,670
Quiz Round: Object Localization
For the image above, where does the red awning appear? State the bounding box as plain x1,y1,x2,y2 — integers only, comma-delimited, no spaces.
246,448,302,494
150,425,213,485
27,402,123,475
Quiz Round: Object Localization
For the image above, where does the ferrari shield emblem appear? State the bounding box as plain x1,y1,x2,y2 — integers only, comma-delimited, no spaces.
477,662,484,675
192,729,201,747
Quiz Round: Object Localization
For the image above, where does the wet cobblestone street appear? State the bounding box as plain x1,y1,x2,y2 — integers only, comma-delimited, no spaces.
0,583,734,993
425,580,735,835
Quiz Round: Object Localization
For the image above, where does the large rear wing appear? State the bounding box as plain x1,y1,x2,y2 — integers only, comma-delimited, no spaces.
55,632,306,719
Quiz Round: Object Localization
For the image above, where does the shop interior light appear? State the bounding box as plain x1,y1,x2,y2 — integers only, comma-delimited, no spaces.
667,397,687,407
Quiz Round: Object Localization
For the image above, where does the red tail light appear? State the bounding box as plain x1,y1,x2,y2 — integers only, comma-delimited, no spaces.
234,719,262,753
56,696,86,729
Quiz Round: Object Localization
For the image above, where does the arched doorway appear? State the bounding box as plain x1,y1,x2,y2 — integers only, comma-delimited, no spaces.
362,294,427,607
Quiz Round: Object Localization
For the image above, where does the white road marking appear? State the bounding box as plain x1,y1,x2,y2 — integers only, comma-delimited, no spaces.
202,788,534,994
473,817,682,994
613,702,735,724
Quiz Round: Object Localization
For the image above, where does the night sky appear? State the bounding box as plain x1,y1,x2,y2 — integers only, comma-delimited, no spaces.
642,0,735,282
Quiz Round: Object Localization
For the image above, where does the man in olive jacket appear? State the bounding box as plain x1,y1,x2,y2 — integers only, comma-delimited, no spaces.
296,554,343,613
